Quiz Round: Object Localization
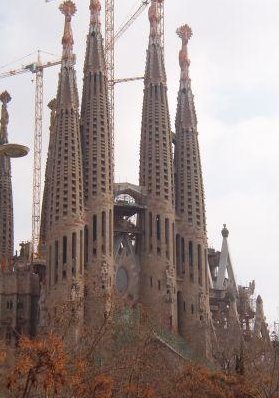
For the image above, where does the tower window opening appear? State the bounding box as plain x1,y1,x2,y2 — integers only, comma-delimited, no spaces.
156,215,161,241
93,215,97,241
55,240,59,283
72,232,76,259
204,248,208,290
109,210,112,255
198,244,202,286
79,229,83,275
181,237,185,274
165,218,170,259
172,223,175,265
84,225,89,265
189,241,193,267
63,236,67,265
102,211,106,237
149,212,153,250
176,234,182,275
49,245,52,288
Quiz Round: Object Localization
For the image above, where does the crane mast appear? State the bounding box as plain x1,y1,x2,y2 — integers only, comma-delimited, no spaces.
0,55,61,257
32,53,43,256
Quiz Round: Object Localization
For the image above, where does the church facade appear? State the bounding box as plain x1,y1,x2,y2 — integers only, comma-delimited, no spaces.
0,0,269,359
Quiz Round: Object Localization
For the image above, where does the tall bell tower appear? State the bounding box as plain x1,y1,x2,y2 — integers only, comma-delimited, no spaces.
174,25,211,355
139,0,177,330
80,0,114,327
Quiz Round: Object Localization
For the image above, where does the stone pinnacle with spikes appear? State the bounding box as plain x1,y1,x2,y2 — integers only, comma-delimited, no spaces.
177,25,192,84
59,0,77,63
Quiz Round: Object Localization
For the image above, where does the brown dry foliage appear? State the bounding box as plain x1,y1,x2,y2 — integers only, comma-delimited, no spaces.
0,333,267,398
1,306,278,398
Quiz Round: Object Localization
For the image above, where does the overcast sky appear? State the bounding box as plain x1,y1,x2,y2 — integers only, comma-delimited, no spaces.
0,0,279,325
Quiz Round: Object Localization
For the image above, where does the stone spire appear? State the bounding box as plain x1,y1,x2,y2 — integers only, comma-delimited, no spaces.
139,0,177,331
0,91,14,269
45,1,84,317
174,26,211,357
82,0,106,73
39,99,57,257
175,25,205,230
215,225,237,294
80,0,114,326
176,25,197,129
254,295,269,341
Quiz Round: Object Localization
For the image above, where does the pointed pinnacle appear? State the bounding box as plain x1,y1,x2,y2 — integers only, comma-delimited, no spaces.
0,91,11,143
59,1,76,62
222,224,229,238
90,0,101,30
148,0,160,41
177,25,192,84
0,91,11,106
48,98,57,111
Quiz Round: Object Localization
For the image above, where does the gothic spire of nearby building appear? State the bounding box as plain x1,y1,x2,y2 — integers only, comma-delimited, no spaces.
215,225,238,294
0,91,14,269
45,1,84,315
139,0,177,330
80,0,114,326
174,25,211,357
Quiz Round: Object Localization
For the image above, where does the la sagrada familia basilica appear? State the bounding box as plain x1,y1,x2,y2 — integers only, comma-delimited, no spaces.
0,0,269,359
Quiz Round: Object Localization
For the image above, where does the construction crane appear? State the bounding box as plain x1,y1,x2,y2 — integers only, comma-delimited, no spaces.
0,52,61,256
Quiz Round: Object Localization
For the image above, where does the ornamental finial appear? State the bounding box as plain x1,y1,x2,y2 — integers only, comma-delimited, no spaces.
177,24,192,84
148,0,160,41
0,91,11,143
221,224,229,238
90,0,101,30
0,91,11,106
48,98,57,112
59,1,77,62
177,24,193,43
